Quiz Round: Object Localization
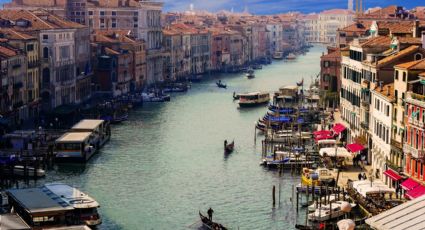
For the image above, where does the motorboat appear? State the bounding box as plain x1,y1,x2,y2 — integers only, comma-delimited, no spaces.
308,194,349,212
246,69,255,79
272,51,284,60
224,140,234,153
238,92,270,107
301,167,335,186
286,53,296,60
12,165,45,178
308,201,356,222
141,92,170,102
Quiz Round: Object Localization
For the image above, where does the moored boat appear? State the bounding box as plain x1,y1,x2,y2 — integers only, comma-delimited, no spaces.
216,81,227,89
238,92,270,107
246,68,255,79
12,165,45,178
286,53,296,60
308,201,356,222
272,51,284,60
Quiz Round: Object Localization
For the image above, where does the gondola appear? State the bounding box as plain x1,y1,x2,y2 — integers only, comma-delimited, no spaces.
199,212,227,230
216,81,227,89
224,140,234,153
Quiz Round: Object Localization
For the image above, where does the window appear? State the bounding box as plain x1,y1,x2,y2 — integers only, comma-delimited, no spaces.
26,44,34,51
43,47,49,59
88,11,93,15
43,34,48,40
112,18,117,28
395,70,399,80
112,11,117,16
402,72,407,82
386,105,390,117
324,61,330,67
59,46,70,59
100,11,105,16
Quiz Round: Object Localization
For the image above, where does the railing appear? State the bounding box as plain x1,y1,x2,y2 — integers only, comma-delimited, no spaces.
386,159,402,173
403,144,419,159
410,92,425,102
408,117,424,128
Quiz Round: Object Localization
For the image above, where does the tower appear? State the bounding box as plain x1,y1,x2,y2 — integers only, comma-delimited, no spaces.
348,0,353,11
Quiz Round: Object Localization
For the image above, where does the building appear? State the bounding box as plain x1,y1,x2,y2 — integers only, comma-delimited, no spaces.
304,9,354,45
370,83,394,182
266,23,283,55
320,47,341,108
0,9,91,111
0,43,27,127
0,29,40,121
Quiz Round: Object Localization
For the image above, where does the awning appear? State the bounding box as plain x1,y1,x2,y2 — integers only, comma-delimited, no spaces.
401,178,420,190
346,143,365,153
406,185,425,199
315,134,334,142
332,123,346,134
384,169,402,181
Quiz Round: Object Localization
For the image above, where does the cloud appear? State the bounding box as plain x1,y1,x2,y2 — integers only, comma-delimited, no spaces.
161,0,425,14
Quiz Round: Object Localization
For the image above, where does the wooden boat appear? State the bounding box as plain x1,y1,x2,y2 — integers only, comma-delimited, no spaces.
199,212,227,230
238,92,270,107
308,201,356,222
216,81,227,89
224,140,234,153
232,92,240,100
12,165,45,178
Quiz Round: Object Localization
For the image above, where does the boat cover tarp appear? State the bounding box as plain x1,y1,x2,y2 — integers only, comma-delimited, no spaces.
346,143,365,153
319,147,352,158
332,123,346,134
383,169,402,181
265,116,291,123
406,185,425,199
401,178,420,190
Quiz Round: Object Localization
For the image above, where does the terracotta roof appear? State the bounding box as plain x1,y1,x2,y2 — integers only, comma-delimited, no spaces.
0,9,85,31
0,45,18,57
321,49,341,59
363,5,398,17
359,36,392,48
395,59,425,70
0,28,35,40
398,37,422,45
374,83,395,101
377,21,414,34
377,45,422,67
6,0,139,8
419,72,425,77
92,30,137,43
339,21,372,33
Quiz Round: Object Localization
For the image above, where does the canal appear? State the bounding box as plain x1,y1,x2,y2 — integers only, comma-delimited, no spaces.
34,45,325,229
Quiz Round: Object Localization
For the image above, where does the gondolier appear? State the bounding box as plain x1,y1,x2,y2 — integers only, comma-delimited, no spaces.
207,207,214,221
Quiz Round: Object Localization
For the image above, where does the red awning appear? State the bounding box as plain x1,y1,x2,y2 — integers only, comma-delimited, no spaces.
401,178,420,190
406,185,425,199
383,169,402,181
314,130,332,136
332,123,346,134
314,134,334,142
346,143,365,153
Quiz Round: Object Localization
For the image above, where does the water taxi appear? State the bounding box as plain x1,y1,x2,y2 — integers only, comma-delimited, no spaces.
272,51,284,60
71,119,111,149
44,183,102,226
301,167,335,186
286,53,296,60
54,132,96,163
245,68,255,79
238,92,270,107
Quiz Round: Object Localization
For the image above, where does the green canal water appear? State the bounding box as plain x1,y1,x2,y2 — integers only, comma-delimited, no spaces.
31,45,325,229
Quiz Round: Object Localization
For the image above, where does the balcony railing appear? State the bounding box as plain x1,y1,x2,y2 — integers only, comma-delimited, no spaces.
391,138,403,151
386,159,402,173
408,117,424,128
410,92,425,102
403,144,420,158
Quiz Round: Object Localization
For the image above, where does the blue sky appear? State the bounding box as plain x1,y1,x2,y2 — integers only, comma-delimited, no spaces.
162,0,424,14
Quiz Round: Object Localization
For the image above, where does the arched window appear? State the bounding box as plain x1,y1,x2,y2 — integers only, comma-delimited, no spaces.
42,68,50,84
43,47,49,59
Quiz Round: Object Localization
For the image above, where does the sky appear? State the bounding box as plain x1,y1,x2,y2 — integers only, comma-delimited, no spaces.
162,0,424,14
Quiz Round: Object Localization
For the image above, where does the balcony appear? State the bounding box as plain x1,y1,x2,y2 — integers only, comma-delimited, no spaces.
409,92,425,102
391,138,403,151
408,117,424,128
28,61,39,69
386,159,402,173
403,144,419,158
360,121,369,130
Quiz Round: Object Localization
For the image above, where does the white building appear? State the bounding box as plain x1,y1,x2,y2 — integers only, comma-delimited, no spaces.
304,9,354,44
370,83,394,183
266,23,283,55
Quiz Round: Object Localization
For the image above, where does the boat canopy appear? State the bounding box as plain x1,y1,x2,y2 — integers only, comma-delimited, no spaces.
56,132,92,143
71,119,105,131
351,180,395,197
366,193,425,230
44,183,99,209
319,147,352,159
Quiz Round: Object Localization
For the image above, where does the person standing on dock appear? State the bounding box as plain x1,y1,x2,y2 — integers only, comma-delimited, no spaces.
207,207,214,221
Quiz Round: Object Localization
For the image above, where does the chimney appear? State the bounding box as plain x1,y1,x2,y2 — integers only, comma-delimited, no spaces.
413,20,419,38
379,81,383,91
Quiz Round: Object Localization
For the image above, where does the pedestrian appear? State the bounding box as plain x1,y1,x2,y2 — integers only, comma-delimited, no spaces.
362,172,367,180
358,173,362,181
207,207,214,221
